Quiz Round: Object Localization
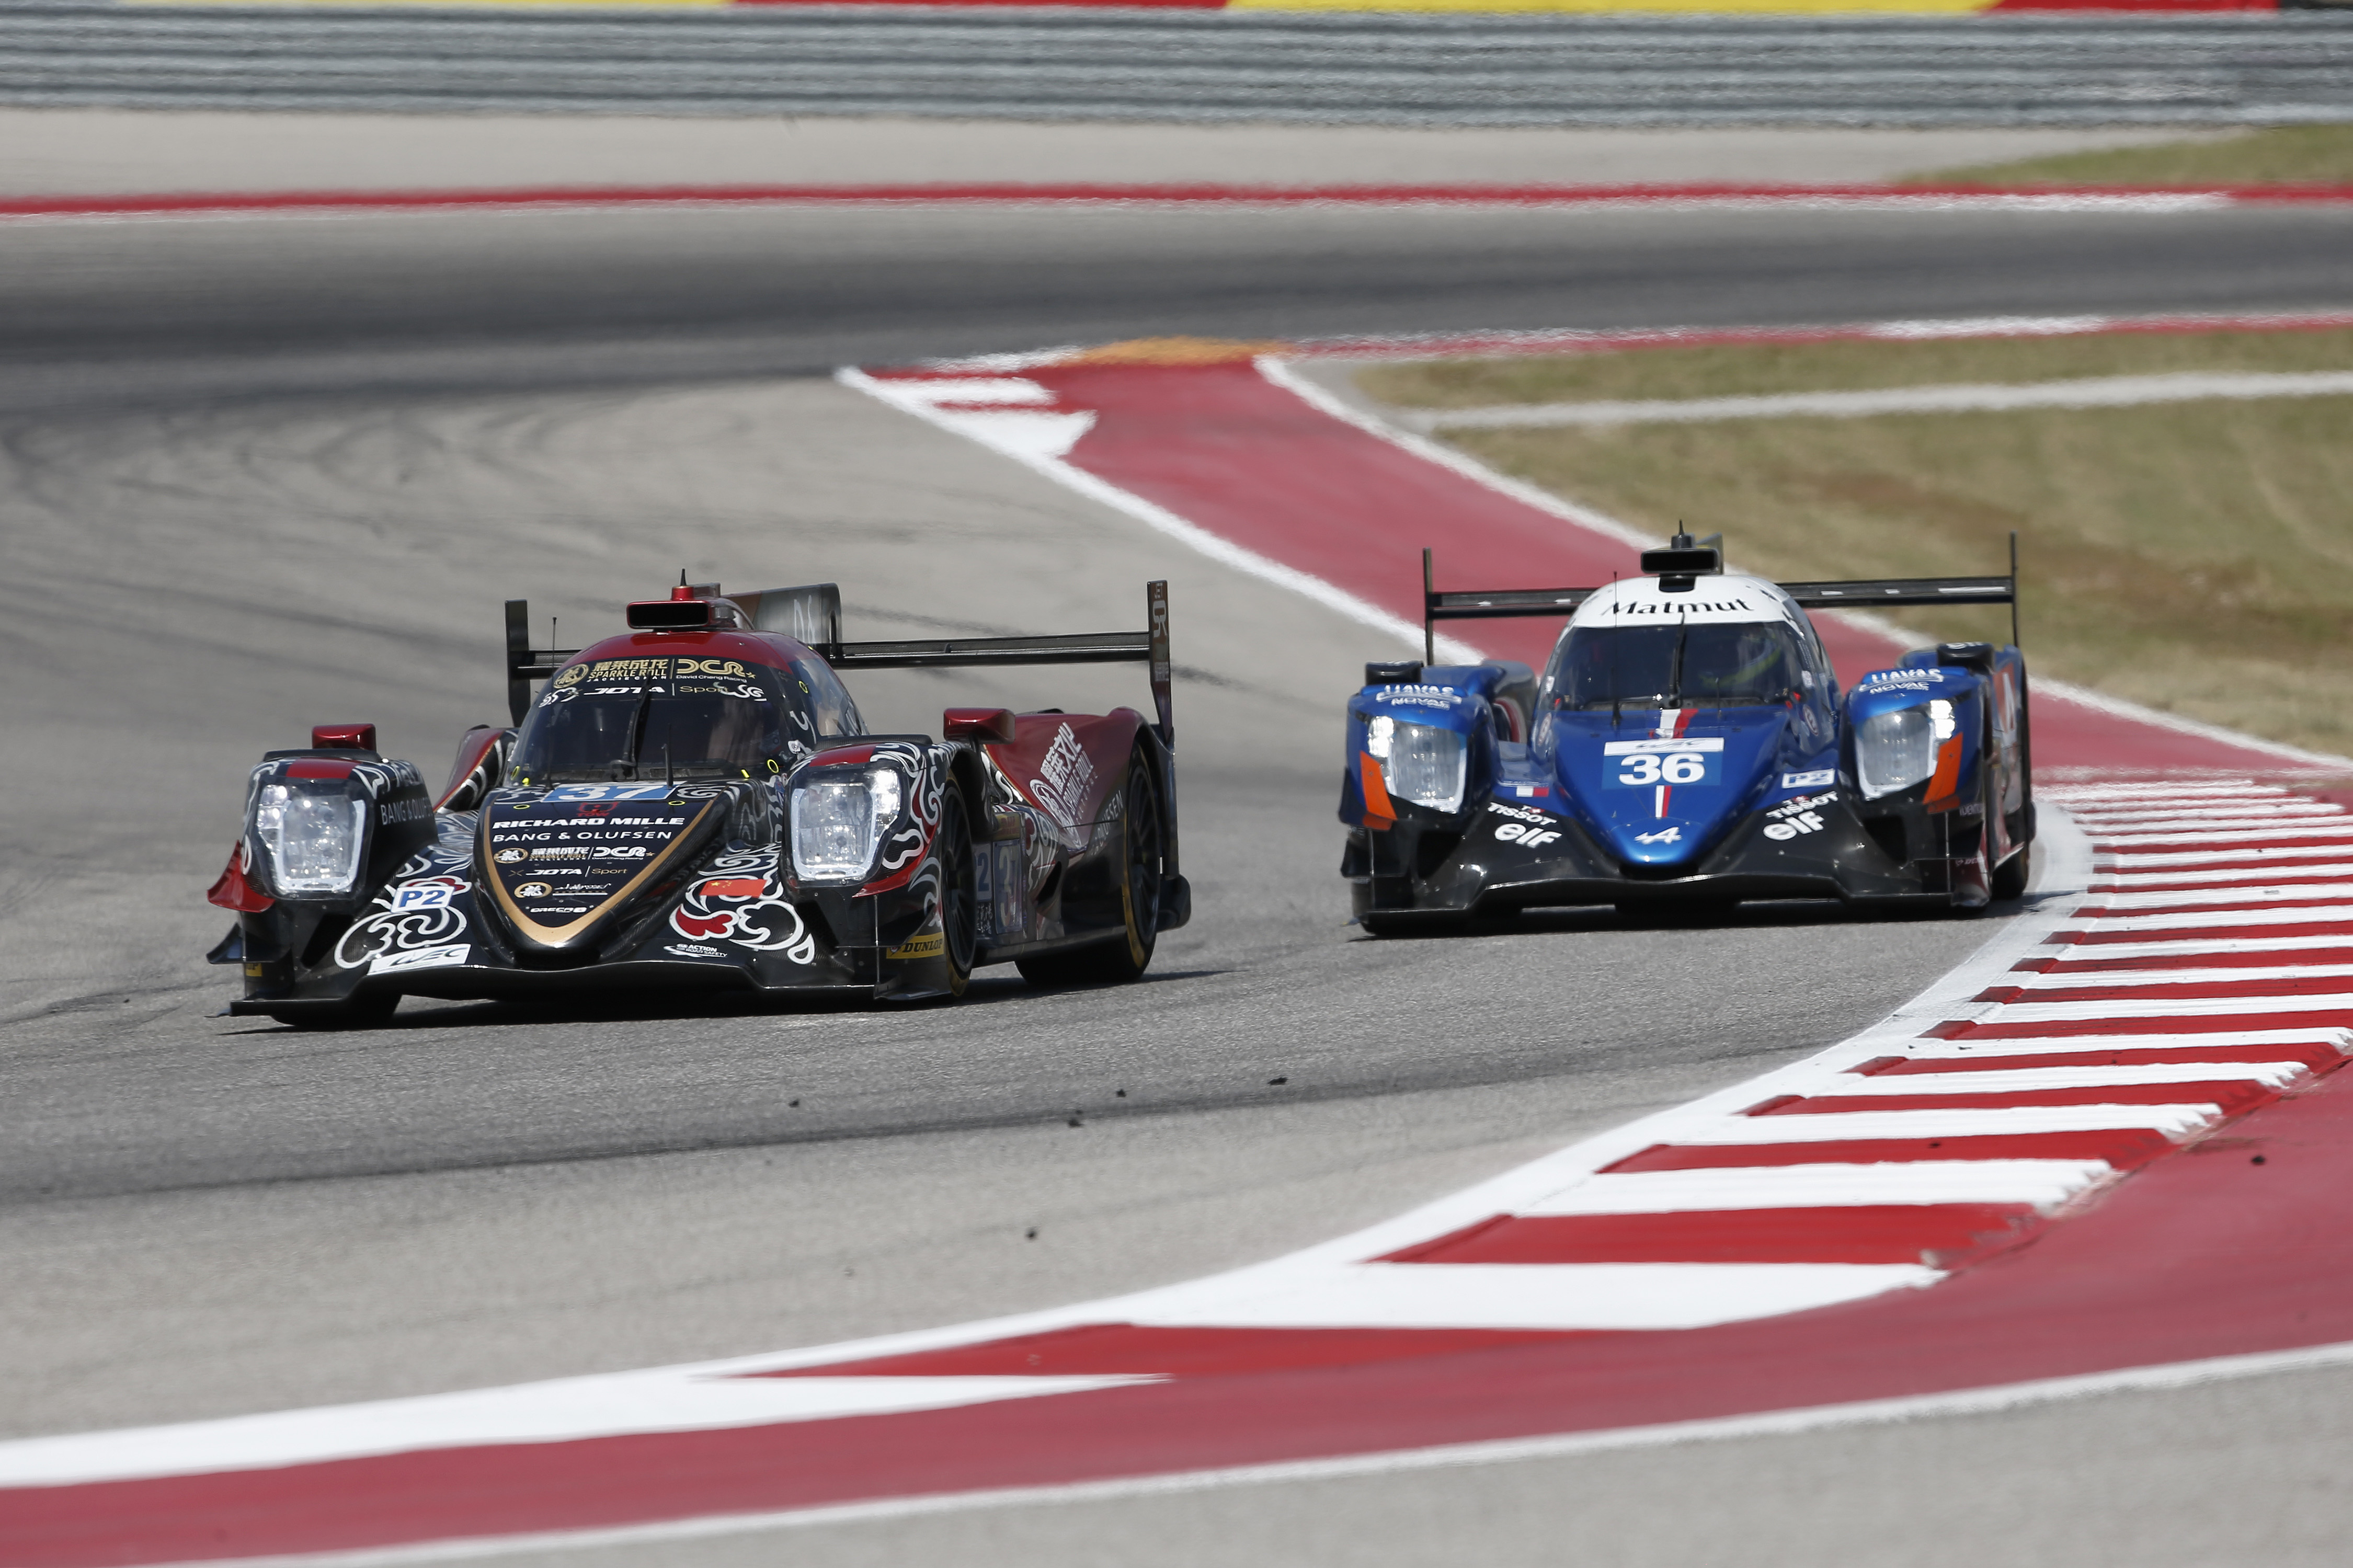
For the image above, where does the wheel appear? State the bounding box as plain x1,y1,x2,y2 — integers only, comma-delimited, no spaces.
1950,765,1996,912
1017,750,1163,987
936,783,979,998
1992,841,2032,901
1991,694,2036,902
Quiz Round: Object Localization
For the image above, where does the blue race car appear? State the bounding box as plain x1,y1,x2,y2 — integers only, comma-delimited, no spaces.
1339,536,2033,930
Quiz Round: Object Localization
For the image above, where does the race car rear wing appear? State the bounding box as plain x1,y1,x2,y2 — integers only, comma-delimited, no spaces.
505,580,1175,745
1419,535,2018,663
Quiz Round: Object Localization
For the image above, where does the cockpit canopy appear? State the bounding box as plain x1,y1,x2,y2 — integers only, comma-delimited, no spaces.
510,646,859,783
1547,619,1809,712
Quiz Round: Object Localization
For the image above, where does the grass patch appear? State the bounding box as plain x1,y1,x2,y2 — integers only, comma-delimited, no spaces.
1363,347,2353,757
1356,327,2353,411
1910,124,2353,189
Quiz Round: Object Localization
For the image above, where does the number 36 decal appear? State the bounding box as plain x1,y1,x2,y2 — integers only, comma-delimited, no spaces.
1601,738,1723,790
1616,751,1712,786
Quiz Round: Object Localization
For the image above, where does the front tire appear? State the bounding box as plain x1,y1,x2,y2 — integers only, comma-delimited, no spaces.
1991,841,2032,901
1017,750,1162,987
936,784,979,998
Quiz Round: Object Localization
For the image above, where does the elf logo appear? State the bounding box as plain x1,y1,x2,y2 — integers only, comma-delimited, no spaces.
1494,821,1563,849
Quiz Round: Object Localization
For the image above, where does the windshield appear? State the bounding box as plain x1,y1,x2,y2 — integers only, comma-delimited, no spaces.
1548,621,1806,711
513,656,812,782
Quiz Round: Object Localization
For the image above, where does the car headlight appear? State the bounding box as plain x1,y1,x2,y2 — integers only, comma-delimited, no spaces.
1856,706,1936,800
790,765,903,881
1381,720,1466,812
250,783,368,895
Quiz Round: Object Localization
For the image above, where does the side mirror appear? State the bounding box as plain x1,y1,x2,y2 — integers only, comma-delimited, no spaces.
943,708,1018,745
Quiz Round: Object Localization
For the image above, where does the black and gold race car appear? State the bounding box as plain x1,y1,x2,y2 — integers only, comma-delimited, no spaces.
208,580,1186,1025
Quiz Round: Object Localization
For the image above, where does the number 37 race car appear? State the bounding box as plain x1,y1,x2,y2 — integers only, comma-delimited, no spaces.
207,580,1188,1026
1339,536,2034,931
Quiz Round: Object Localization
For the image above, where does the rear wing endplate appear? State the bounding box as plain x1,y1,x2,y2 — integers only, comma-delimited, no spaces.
505,580,1175,746
1420,537,2018,662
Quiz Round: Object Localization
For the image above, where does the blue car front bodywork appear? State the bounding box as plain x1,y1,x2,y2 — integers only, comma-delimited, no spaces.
1340,643,2032,919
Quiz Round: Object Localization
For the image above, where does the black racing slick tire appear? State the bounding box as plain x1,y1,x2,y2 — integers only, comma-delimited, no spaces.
1017,750,1163,987
1951,765,1998,913
938,784,979,999
1992,841,2032,902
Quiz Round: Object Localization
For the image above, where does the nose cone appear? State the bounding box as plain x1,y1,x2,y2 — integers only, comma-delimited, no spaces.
1552,713,1786,870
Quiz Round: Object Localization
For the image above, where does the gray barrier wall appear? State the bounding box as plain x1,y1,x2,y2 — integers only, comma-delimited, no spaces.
2,4,2350,124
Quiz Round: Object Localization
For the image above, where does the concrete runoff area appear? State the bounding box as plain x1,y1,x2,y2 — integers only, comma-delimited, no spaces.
0,110,2217,198
3,138,2351,1563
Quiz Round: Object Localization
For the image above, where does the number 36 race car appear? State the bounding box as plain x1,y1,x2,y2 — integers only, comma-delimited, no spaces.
1339,537,2034,931
207,580,1188,1026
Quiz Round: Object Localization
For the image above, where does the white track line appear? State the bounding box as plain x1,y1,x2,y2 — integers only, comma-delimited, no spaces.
2005,964,2353,990
2090,883,2353,910
0,1375,1151,1491
2035,937,2353,962
2047,782,2279,799
2062,907,2353,936
2094,864,2353,889
2075,816,2347,837
1517,1162,2116,1215
1951,989,2353,1023
2071,801,2343,819
1400,371,2353,433
1900,1028,2353,1060
1126,1262,1942,1333
2096,823,2353,848
2101,846,2353,870
1670,1106,2220,1141
1804,1062,2307,1093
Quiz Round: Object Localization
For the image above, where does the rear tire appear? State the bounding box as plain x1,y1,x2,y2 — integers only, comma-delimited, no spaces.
1016,750,1163,987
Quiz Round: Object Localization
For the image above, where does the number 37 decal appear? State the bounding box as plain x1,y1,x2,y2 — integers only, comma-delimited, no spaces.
1602,737,1724,789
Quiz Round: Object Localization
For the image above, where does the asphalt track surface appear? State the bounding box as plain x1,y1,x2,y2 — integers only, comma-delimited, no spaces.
4,187,2352,1564
6,199,2353,417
